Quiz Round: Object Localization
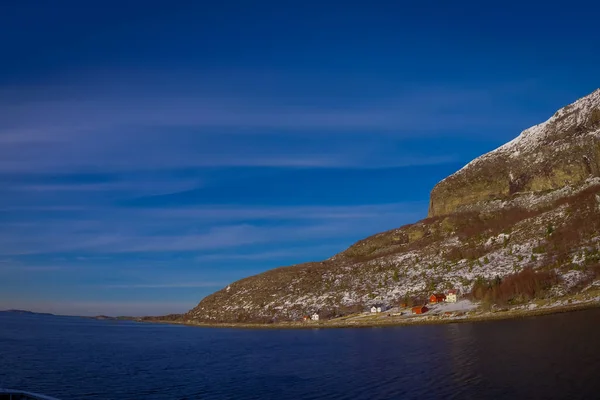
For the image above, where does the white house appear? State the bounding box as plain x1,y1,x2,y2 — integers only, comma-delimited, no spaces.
371,305,387,313
311,313,319,321
446,289,458,303
371,306,378,313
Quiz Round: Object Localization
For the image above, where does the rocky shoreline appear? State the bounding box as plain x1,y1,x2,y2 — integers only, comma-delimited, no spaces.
142,296,600,330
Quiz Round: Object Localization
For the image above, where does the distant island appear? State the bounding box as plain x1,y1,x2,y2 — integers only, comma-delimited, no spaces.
0,309,139,321
1,309,56,316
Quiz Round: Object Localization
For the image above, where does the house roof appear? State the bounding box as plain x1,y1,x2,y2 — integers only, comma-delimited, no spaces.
447,289,458,294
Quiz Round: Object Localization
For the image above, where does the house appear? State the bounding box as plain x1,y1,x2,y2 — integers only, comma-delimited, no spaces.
311,313,319,321
370,304,387,313
446,289,458,303
429,293,446,303
302,315,310,322
412,305,428,314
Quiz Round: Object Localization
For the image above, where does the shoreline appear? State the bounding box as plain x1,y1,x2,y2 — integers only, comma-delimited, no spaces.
141,299,600,330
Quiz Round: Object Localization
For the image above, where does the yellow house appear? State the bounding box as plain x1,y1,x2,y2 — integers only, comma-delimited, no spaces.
446,289,458,303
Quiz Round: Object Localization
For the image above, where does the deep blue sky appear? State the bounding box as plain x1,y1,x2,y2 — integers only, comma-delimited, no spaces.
1,0,598,316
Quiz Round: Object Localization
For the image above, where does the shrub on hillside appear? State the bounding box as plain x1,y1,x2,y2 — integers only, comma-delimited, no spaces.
470,267,558,306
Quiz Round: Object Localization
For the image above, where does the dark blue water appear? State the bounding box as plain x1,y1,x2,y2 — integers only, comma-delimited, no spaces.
1,309,599,400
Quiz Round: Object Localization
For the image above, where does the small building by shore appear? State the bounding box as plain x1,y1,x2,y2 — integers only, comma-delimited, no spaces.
446,289,458,303
412,305,428,314
370,304,387,313
430,293,446,303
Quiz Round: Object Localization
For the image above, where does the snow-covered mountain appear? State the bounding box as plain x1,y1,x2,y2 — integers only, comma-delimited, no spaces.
185,89,600,324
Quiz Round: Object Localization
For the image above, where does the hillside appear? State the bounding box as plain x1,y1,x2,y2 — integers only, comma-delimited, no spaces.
185,89,600,324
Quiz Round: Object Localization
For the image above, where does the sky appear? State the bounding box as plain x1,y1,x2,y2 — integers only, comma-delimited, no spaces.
1,1,599,316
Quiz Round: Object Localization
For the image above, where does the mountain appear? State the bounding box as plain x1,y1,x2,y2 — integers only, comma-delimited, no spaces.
185,89,600,324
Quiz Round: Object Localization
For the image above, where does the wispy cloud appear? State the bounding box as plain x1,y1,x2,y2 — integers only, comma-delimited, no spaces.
102,282,224,289
194,245,344,262
6,180,201,193
92,222,362,253
0,86,518,135
0,205,88,211
0,202,424,255
0,79,534,173
145,202,424,221
15,265,70,272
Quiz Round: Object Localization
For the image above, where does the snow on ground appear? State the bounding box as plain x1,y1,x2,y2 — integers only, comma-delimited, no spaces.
428,300,477,313
561,270,588,289
485,233,510,247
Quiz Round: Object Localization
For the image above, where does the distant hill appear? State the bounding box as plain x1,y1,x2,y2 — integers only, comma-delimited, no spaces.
1,309,55,316
139,313,184,322
0,309,139,321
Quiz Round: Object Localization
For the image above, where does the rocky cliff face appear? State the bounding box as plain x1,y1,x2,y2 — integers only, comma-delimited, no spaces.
429,89,600,217
186,89,600,324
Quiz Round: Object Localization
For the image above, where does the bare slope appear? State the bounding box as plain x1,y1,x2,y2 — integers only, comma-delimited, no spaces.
186,89,600,324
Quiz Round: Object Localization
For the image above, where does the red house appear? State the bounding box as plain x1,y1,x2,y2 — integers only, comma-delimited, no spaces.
429,293,446,303
412,305,428,314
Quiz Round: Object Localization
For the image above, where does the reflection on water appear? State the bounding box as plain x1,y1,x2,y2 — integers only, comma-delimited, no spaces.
1,308,599,399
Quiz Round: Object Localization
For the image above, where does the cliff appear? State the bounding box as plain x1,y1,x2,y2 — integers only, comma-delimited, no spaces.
185,89,600,324
429,89,600,217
